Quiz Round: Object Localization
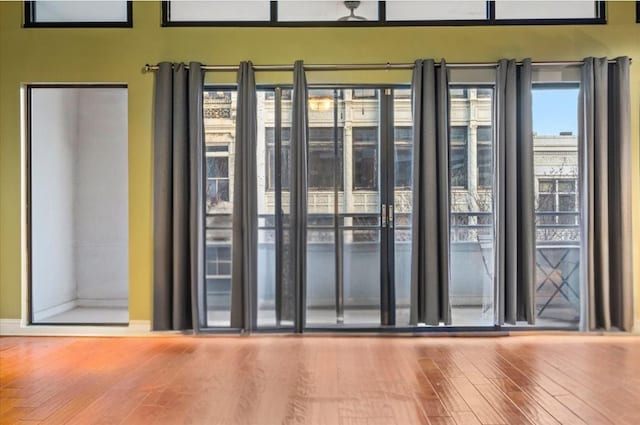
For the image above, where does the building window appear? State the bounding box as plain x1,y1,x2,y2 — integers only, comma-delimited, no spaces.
450,88,468,98
394,126,412,189
206,145,230,211
308,127,344,190
450,126,468,188
352,89,378,99
477,125,492,188
537,178,578,225
352,127,378,190
265,127,291,191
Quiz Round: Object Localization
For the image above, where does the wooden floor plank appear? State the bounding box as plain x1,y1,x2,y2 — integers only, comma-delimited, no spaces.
0,335,638,425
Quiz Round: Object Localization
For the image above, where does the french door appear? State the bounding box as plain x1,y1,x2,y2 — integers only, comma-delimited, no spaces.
256,86,413,330
204,85,412,331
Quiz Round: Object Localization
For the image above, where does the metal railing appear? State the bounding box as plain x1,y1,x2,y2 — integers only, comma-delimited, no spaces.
204,211,581,321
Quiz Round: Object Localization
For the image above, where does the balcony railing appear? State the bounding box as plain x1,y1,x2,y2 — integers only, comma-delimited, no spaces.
204,211,581,322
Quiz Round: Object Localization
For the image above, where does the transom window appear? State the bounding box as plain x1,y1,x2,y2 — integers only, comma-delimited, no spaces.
161,1,604,26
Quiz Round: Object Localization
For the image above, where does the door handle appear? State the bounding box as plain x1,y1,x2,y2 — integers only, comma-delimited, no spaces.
388,205,394,227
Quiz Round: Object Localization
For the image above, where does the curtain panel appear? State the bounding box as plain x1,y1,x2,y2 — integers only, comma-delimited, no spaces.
580,57,633,331
230,62,258,330
153,62,206,332
410,59,451,326
495,59,536,325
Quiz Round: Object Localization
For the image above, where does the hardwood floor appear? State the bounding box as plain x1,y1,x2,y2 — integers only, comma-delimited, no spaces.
1,335,639,424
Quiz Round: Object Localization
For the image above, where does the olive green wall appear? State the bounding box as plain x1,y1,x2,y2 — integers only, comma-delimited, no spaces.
1,1,638,324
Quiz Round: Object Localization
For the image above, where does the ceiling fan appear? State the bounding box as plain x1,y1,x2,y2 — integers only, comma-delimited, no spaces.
338,1,367,21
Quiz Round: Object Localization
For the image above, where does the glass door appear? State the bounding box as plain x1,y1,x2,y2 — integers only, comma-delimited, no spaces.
247,85,412,331
303,87,408,329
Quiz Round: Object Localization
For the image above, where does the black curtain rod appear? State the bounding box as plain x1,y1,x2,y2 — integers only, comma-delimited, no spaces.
143,59,630,73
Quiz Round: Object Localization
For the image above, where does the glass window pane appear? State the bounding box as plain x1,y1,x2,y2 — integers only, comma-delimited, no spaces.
495,0,597,19
538,180,554,193
538,194,556,211
353,126,378,142
395,147,412,189
477,144,492,188
386,1,487,21
450,146,468,188
394,89,413,326
559,194,576,211
309,145,343,190
394,126,412,142
204,89,236,327
206,157,229,179
558,180,575,192
278,0,378,22
168,0,271,22
451,126,467,143
450,125,468,189
451,88,468,98
353,89,377,99
449,85,494,326
477,126,492,142
533,86,581,327
353,146,378,190
33,0,128,23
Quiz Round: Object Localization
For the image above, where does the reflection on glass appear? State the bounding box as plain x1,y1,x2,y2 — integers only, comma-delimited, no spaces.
449,86,495,325
533,87,580,327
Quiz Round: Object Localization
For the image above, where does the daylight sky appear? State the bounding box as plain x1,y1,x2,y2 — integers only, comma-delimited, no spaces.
532,88,579,136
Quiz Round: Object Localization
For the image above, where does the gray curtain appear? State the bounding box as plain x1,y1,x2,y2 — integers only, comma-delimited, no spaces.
230,62,258,331
495,59,535,325
580,57,633,331
410,59,451,326
291,60,308,332
153,62,206,331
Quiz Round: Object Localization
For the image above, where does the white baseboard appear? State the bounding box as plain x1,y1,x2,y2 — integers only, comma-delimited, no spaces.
0,318,155,337
32,300,77,322
76,298,128,308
